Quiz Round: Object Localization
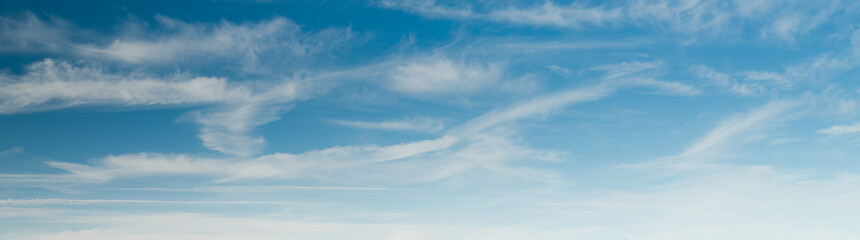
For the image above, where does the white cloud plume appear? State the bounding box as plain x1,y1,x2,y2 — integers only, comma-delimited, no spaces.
328,117,445,133
80,16,352,70
0,13,353,76
386,56,502,95
0,12,77,53
379,0,850,40
0,59,311,157
7,58,707,182
691,65,788,96
818,122,860,136
677,101,796,161
45,136,458,182
453,85,613,137
590,61,663,79
0,199,295,206
0,147,24,156
189,102,297,157
105,185,412,192
0,59,252,114
488,2,622,29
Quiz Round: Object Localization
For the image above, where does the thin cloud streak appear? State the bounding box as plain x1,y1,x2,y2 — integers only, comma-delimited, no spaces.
818,122,860,136
328,118,445,133
0,199,303,206
379,0,853,41
105,185,415,192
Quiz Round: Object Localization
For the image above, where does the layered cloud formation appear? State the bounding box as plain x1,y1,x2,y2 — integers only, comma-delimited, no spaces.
3,1,860,239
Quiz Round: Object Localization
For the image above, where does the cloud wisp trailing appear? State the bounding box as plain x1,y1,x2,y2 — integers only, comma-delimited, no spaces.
818,122,860,136
0,198,301,206
5,3,860,240
328,117,446,133
676,101,797,161
30,60,701,184
0,59,315,157
379,0,854,41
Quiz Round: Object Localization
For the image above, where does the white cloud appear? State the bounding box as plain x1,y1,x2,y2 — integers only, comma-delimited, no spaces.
818,122,860,136
377,0,473,20
488,2,622,28
452,85,613,137
761,1,843,42
0,59,253,114
453,61,696,137
105,185,413,192
0,147,24,156
37,127,568,185
379,0,850,41
0,12,77,53
32,78,641,184
0,59,312,157
590,61,699,95
676,101,796,160
626,0,736,35
741,70,791,86
690,65,731,86
7,59,713,182
190,103,296,157
0,13,355,77
80,16,352,70
630,78,701,95
386,56,502,95
691,65,789,96
545,65,571,76
0,199,295,206
590,61,662,79
45,136,458,182
328,117,445,133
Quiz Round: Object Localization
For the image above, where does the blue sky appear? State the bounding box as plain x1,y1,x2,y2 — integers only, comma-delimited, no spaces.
2,0,860,239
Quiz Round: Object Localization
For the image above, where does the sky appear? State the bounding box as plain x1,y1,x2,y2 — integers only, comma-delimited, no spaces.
2,0,860,239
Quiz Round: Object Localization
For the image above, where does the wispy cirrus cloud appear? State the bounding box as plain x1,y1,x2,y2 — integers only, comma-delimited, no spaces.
488,1,622,29
385,56,503,95
683,102,793,156
452,85,613,137
0,59,312,157
0,13,355,75
378,0,854,41
0,147,23,157
617,100,800,170
328,117,445,133
45,136,457,182
0,12,79,53
818,122,860,136
82,15,353,72
691,65,794,96
0,199,298,206
105,185,413,192
3,56,704,183
28,70,643,183
691,28,860,97
0,59,253,114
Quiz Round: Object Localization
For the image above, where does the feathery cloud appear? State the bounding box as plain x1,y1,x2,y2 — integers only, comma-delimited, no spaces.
328,117,445,133
818,122,860,136
386,56,502,95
